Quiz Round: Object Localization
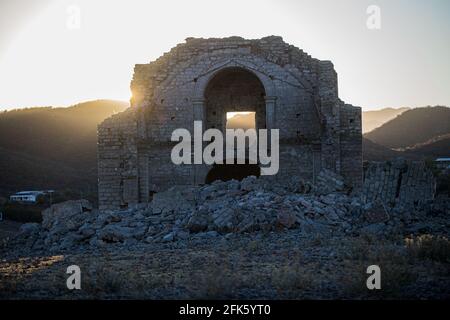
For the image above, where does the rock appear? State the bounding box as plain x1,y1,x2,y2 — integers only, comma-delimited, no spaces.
78,224,96,239
98,225,134,242
58,233,84,250
123,238,138,247
363,201,390,224
152,186,195,214
226,179,240,190
240,176,259,191
162,232,174,242
186,210,210,233
205,231,219,238
213,208,235,232
360,223,387,236
276,210,297,228
89,237,106,247
19,223,40,236
42,200,92,233
195,231,219,239
176,230,190,240
225,233,234,239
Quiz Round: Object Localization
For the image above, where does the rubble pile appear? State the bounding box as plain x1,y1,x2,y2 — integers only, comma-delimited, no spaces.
9,174,450,253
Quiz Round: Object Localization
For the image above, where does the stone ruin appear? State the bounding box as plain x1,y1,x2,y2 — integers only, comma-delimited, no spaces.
97,36,362,211
11,161,445,253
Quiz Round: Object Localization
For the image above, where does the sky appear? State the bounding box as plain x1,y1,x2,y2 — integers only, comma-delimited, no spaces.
0,0,449,111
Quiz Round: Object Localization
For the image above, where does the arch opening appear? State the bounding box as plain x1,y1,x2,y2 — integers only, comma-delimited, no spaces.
204,67,266,131
203,67,265,184
205,159,261,184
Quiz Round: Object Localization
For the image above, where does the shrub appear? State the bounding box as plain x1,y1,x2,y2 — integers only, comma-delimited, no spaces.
406,235,450,263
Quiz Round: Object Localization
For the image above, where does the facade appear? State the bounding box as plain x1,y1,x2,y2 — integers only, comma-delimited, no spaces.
98,36,362,211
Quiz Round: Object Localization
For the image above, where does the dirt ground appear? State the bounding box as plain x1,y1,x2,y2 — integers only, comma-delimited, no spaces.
1,230,449,300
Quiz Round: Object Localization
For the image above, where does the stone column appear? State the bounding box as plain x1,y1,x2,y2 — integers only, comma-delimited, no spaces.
264,96,277,156
193,98,205,122
264,96,277,129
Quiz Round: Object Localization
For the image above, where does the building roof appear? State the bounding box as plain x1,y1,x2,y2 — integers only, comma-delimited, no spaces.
12,190,53,196
435,158,450,162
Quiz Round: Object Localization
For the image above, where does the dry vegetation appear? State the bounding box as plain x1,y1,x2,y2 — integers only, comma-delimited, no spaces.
1,233,449,299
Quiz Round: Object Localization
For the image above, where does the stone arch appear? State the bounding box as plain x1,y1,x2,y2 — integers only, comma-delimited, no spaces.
192,59,278,133
203,67,267,131
193,58,276,100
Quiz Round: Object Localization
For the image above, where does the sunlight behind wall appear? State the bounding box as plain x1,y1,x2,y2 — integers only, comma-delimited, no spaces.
226,112,256,130
0,0,449,110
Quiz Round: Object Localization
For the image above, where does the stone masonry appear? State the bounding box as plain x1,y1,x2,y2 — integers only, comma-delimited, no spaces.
362,160,436,208
98,36,362,211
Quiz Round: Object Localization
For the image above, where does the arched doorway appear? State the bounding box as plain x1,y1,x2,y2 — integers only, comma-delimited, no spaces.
203,68,266,184
204,67,266,131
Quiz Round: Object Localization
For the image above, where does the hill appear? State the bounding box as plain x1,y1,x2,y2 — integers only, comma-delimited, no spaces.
408,135,450,159
364,106,450,149
226,112,255,130
362,107,409,133
362,138,412,161
0,100,129,198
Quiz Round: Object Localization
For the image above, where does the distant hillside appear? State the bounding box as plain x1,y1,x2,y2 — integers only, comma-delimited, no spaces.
0,100,129,197
362,107,409,133
408,135,450,159
362,138,408,161
0,147,91,195
364,106,450,149
226,113,255,130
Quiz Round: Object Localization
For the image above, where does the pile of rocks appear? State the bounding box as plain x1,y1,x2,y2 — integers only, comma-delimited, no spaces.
9,174,449,253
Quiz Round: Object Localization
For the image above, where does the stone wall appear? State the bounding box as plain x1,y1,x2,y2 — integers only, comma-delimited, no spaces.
97,108,138,211
362,160,436,207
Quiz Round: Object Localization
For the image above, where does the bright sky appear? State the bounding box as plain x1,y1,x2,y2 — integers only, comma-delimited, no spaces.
0,0,449,110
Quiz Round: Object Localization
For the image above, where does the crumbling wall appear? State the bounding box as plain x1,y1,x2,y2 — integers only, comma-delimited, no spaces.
97,108,138,211
362,160,436,207
339,103,363,190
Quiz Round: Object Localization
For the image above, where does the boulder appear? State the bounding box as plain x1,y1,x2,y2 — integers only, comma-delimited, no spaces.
240,176,259,191
42,200,92,234
276,210,297,229
19,223,40,236
186,210,210,233
152,186,196,214
363,201,390,224
162,232,175,242
97,225,134,243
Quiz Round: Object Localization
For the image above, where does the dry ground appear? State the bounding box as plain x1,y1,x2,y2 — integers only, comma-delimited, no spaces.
1,230,449,300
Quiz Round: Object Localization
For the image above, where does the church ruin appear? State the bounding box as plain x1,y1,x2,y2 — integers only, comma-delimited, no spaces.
98,36,362,211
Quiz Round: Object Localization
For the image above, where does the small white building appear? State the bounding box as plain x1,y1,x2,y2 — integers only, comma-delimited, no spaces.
435,158,450,171
9,190,54,203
